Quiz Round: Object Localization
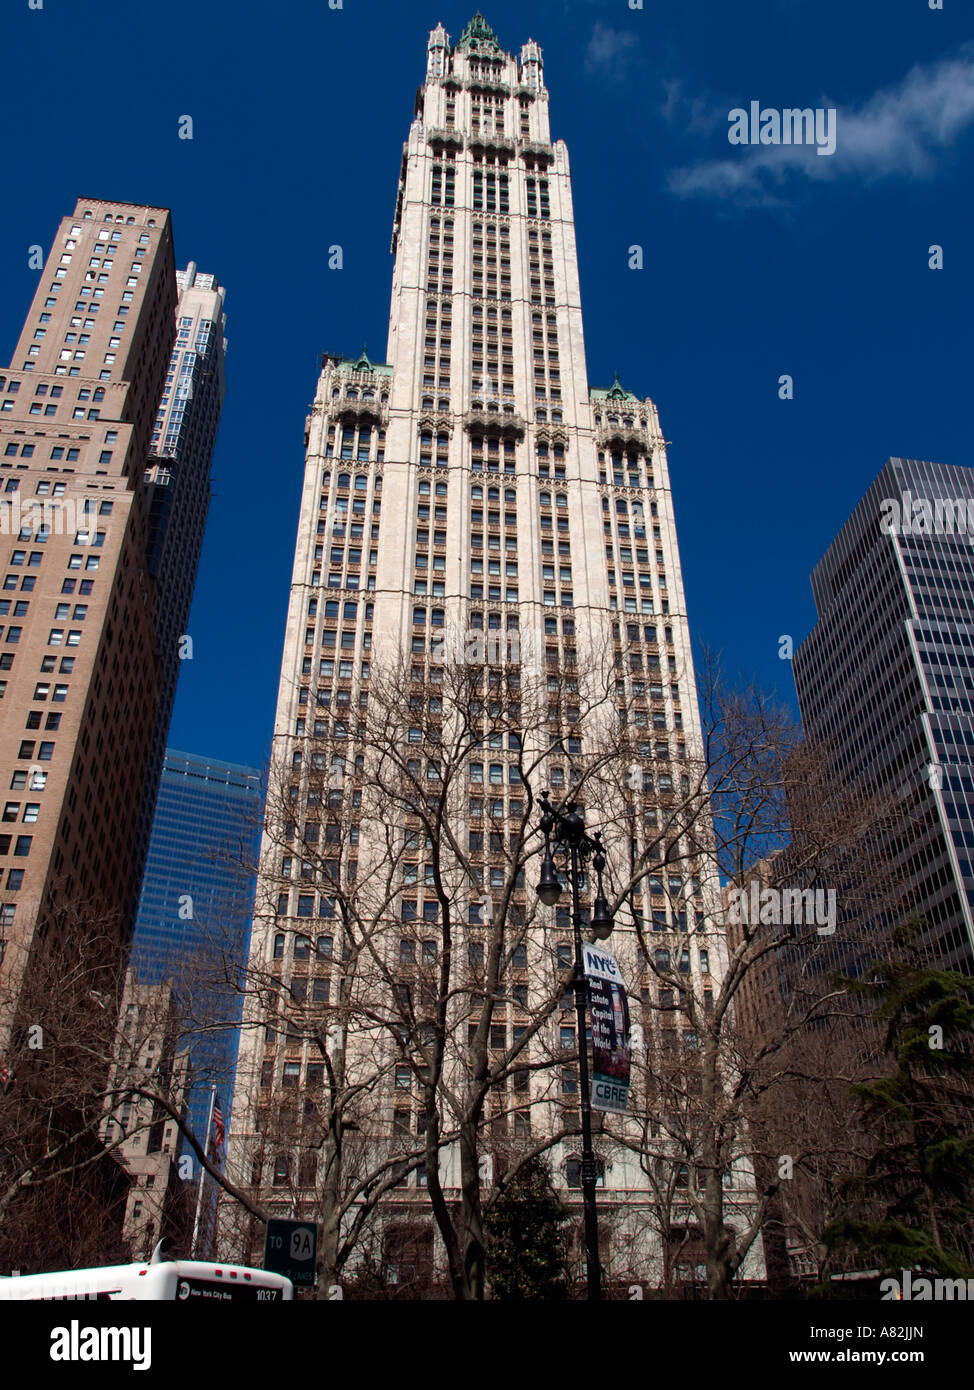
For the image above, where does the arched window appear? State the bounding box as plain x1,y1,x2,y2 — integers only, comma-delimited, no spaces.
273,933,285,959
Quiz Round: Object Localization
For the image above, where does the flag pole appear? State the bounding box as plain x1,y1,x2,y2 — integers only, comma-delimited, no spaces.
191,1084,217,1257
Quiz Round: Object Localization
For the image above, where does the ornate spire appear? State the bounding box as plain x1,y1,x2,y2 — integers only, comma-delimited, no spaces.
607,373,628,400
457,11,501,51
353,347,373,372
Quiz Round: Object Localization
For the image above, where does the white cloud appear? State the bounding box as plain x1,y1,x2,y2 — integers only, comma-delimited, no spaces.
668,44,974,203
662,78,727,136
585,22,639,77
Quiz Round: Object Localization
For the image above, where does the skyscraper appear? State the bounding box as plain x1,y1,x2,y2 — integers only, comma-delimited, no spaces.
142,268,227,822
131,747,262,1140
129,747,261,1257
0,199,176,1019
0,201,225,1033
226,15,736,1289
794,456,974,975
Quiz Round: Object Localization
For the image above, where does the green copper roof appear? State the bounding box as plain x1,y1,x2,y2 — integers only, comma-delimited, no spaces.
457,11,501,51
338,351,393,377
590,374,639,402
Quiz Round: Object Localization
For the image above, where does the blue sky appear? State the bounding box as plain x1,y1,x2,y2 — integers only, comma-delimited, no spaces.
3,0,972,770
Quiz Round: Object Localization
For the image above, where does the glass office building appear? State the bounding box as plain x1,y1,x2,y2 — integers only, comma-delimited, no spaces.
794,457,974,975
131,748,263,1140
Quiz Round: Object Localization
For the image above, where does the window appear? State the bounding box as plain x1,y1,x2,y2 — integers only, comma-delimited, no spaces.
566,1158,605,1188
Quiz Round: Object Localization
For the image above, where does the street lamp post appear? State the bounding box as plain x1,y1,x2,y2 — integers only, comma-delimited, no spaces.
535,790,614,1301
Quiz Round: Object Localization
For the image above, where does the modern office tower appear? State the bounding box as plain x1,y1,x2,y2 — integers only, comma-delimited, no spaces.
794,457,974,975
227,15,739,1289
130,748,262,1144
143,269,227,816
0,199,178,1023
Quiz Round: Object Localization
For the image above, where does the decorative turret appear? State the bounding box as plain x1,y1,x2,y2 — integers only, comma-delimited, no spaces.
427,22,449,79
520,38,543,91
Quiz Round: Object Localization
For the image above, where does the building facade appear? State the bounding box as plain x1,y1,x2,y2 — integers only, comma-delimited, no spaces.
0,199,177,1021
794,456,974,975
104,970,193,1261
0,202,226,1037
225,15,746,1291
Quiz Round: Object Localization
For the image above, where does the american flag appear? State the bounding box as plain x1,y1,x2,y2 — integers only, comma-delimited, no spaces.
210,1097,226,1155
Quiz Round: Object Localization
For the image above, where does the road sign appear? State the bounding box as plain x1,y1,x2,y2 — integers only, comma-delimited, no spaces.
263,1219,317,1287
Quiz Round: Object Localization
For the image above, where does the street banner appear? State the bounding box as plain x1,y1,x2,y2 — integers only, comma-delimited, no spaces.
582,946,631,1114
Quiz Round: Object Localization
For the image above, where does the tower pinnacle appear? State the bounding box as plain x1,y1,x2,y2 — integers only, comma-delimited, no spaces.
457,11,501,51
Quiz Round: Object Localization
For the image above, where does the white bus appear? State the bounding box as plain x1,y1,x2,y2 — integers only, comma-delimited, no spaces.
0,1254,293,1302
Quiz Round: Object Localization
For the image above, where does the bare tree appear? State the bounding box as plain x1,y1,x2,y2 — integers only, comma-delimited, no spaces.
590,661,910,1298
